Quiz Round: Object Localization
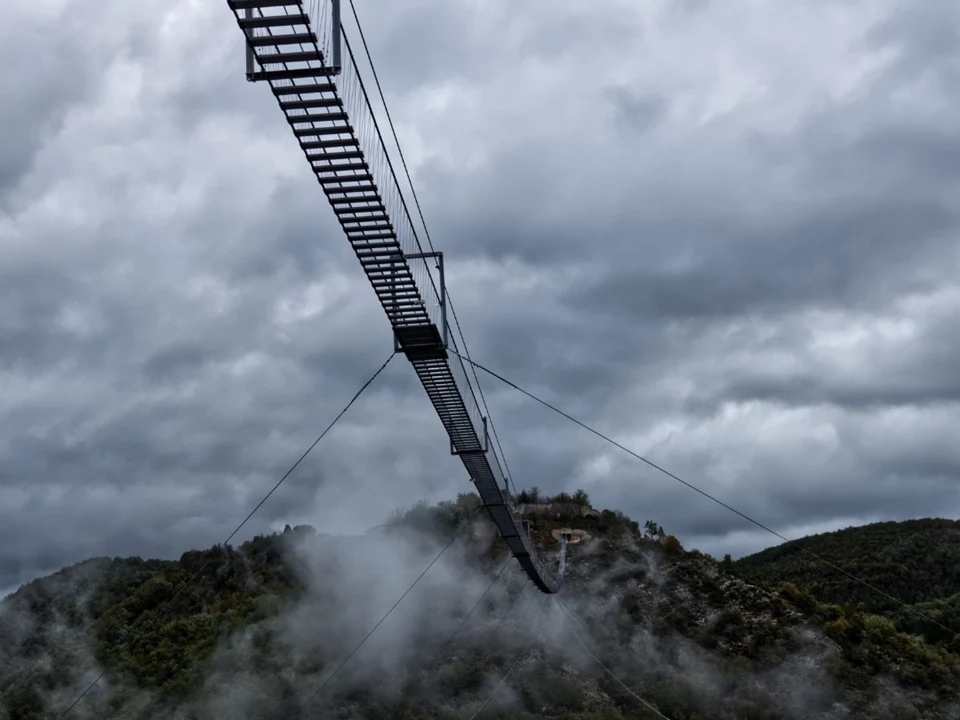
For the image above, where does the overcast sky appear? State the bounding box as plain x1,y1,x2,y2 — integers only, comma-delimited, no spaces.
2,0,959,597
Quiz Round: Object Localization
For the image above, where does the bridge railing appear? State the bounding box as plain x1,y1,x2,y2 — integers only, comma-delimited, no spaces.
239,1,555,589
447,334,550,574
334,21,551,584
337,29,498,457
445,330,495,453
335,30,444,329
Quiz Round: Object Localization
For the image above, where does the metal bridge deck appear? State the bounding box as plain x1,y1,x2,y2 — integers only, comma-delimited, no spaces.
226,0,558,593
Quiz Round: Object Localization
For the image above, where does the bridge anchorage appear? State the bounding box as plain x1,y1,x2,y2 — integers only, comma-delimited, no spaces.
227,0,566,593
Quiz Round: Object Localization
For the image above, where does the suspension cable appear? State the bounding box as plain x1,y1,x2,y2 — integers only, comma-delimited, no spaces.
557,597,672,720
435,554,513,661
451,349,958,638
301,505,483,712
55,352,398,719
495,577,530,630
344,0,518,498
464,594,548,720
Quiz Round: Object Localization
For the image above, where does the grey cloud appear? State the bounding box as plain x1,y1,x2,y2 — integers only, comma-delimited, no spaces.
141,343,210,383
866,0,960,71
607,88,667,134
368,0,643,92
565,194,948,320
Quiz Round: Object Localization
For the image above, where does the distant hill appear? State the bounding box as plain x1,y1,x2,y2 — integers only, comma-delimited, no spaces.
2,498,960,719
732,518,960,613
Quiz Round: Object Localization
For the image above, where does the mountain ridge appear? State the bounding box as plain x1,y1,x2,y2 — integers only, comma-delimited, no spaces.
731,517,960,650
2,497,959,719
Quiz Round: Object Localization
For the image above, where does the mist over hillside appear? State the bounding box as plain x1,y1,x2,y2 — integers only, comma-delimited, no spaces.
1,494,959,719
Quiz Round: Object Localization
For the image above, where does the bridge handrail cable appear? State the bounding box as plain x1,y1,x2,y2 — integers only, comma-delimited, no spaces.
343,0,520,500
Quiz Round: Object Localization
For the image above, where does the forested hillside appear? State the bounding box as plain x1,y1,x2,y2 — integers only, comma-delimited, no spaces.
732,519,960,646
2,497,959,719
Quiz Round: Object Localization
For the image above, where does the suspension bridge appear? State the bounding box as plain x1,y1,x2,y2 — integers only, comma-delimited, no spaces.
226,0,566,593
41,3,953,718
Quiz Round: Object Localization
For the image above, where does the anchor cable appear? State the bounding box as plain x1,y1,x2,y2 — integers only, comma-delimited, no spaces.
436,554,513,660
56,352,398,719
451,349,958,638
464,594,548,720
557,598,672,719
301,505,483,711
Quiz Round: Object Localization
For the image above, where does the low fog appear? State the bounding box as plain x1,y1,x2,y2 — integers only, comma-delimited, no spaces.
3,497,945,719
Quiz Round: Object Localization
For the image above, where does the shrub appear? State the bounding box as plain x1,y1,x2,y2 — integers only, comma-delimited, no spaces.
663,535,684,555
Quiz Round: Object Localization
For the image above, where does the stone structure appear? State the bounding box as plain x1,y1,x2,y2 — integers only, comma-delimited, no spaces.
550,528,592,544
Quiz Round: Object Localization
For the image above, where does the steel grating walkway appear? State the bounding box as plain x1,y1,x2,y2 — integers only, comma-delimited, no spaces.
226,0,559,593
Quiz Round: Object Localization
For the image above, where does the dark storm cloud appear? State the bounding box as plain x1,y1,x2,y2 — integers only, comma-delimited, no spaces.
2,0,960,598
566,194,955,322
607,88,667,135
0,5,109,197
141,343,210,384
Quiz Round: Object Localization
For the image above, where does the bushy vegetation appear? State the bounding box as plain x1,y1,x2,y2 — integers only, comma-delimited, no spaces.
516,487,592,513
386,492,485,534
775,581,960,695
733,519,960,614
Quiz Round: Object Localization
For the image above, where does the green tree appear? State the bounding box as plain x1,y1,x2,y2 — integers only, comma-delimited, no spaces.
663,535,684,554
572,489,590,515
644,520,665,541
